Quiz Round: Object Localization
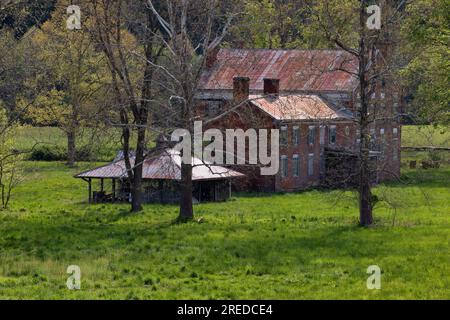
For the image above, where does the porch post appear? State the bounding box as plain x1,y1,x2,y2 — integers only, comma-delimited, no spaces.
158,180,164,203
100,179,104,192
228,179,232,199
112,179,116,202
88,178,92,204
214,181,217,201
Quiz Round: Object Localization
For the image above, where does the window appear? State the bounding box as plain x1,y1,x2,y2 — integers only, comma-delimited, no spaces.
320,126,325,145
280,126,288,145
379,128,386,156
280,155,288,178
393,140,399,161
393,127,398,136
308,154,314,176
345,126,350,136
369,129,376,149
393,128,399,161
293,155,300,177
293,126,300,145
393,102,399,115
206,100,223,116
356,129,361,145
329,125,337,145
308,126,316,145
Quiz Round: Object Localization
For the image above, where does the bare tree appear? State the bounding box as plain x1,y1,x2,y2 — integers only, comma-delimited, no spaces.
0,107,23,209
88,0,165,212
314,0,405,226
146,0,235,220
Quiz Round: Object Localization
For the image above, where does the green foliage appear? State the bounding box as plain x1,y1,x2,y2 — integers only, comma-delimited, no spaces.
228,0,360,49
27,144,99,162
402,125,450,148
28,145,66,162
401,125,450,163
300,0,360,49
15,1,110,165
230,0,283,48
0,0,56,39
0,29,29,119
0,108,24,209
401,0,450,125
12,126,127,162
19,3,107,128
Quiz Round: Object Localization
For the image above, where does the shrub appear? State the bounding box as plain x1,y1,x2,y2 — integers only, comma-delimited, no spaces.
28,145,66,161
75,145,93,161
28,144,97,162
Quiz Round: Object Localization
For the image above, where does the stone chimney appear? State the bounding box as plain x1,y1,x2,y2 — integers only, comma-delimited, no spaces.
205,47,220,69
263,78,280,97
233,77,250,104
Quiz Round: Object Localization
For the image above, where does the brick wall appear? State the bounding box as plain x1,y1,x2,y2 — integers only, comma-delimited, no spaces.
201,98,401,192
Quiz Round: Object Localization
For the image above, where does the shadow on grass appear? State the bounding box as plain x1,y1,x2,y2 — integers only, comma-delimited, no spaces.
0,208,382,269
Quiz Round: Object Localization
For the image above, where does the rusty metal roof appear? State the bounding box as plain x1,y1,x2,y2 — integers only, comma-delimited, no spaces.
250,94,353,121
75,149,245,181
199,49,358,93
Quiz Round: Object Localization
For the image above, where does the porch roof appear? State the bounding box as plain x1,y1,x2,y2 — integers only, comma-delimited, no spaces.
249,94,353,121
75,149,245,181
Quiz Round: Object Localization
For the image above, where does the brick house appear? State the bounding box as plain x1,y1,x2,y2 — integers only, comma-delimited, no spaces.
196,49,402,192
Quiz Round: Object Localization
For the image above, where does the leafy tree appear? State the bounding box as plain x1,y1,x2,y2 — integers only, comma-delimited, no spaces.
400,0,450,126
88,0,166,212
229,0,316,48
19,0,107,166
0,27,32,120
0,106,23,209
0,0,56,39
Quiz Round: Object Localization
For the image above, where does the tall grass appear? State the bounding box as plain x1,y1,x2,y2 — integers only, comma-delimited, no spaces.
0,161,448,299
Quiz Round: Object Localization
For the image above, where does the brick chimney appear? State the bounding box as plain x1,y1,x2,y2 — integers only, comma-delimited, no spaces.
263,78,280,97
205,47,220,69
233,77,250,104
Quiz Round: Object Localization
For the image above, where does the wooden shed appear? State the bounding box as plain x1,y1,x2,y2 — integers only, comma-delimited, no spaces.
75,149,244,204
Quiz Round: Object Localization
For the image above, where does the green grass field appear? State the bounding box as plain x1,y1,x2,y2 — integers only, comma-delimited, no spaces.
402,125,450,148
13,125,450,162
13,126,126,161
0,126,449,299
401,125,450,163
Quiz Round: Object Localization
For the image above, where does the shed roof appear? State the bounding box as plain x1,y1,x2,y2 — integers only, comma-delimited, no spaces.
249,94,353,121
199,49,358,93
76,149,244,181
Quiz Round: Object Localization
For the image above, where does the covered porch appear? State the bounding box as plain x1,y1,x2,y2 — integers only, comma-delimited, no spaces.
79,177,121,204
75,148,244,204
79,177,235,205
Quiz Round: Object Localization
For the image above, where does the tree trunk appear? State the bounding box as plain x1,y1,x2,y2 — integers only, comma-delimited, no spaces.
358,82,374,227
131,175,143,212
358,0,373,227
359,141,373,226
130,125,147,213
67,130,76,167
179,163,193,221
129,22,155,212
